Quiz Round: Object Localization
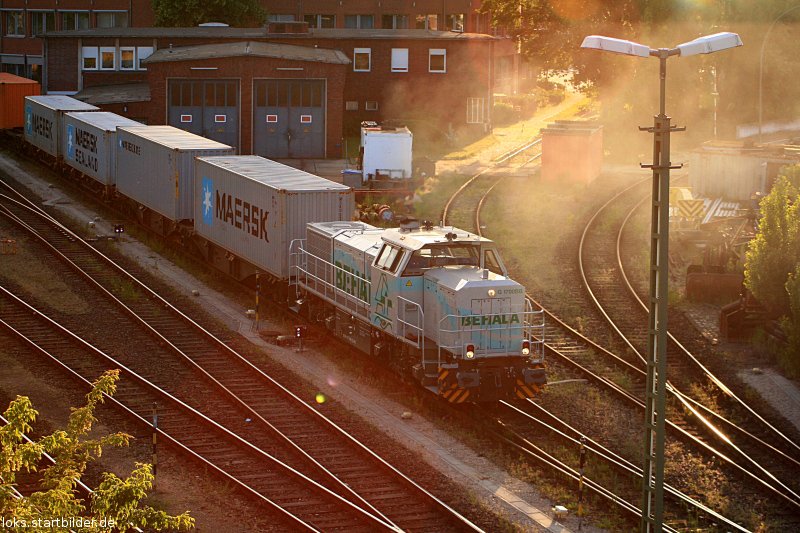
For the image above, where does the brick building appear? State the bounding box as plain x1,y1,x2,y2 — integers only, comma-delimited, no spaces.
1,1,496,82
43,25,496,158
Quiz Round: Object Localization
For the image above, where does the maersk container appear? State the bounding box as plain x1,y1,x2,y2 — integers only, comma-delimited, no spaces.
194,155,354,280
63,112,141,186
116,126,234,222
24,96,99,158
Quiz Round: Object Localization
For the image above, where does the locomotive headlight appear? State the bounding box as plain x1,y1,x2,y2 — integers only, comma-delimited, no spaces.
465,344,475,359
487,289,496,297
522,340,531,356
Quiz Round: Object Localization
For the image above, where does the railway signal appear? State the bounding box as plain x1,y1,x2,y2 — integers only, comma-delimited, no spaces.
113,223,125,236
295,324,307,352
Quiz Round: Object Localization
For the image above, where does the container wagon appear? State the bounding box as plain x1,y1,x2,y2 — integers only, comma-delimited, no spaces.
24,95,99,160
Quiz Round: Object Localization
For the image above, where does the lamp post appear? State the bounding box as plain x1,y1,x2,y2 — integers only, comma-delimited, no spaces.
581,32,742,533
759,6,800,143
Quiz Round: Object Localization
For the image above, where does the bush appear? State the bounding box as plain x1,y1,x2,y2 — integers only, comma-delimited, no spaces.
493,102,517,125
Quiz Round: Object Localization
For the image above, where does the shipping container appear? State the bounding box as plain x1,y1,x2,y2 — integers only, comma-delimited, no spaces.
24,96,99,158
360,125,413,182
116,126,234,221
0,73,40,129
63,112,141,186
194,155,354,280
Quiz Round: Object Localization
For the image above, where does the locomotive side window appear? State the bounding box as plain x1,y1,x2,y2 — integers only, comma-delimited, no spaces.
375,244,403,273
484,249,502,274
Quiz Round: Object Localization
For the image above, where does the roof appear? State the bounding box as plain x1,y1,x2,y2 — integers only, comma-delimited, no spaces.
197,155,352,192
73,83,150,105
118,125,233,151
0,73,39,85
144,41,350,65
65,111,141,131
43,26,495,41
382,226,491,251
26,95,99,111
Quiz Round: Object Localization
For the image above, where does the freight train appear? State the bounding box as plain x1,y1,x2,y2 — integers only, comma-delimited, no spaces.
11,95,546,403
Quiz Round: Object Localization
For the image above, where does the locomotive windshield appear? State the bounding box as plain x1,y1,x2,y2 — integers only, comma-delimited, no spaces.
402,243,503,276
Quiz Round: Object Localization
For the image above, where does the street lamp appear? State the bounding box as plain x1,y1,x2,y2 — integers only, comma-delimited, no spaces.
758,6,800,143
581,32,742,533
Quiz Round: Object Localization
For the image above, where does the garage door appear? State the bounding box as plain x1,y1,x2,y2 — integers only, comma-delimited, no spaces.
253,79,324,158
168,80,239,151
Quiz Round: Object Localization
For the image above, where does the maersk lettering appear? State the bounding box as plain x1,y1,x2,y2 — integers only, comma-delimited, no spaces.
74,128,97,153
214,190,269,242
460,314,521,327
31,114,53,139
74,148,98,172
121,140,141,155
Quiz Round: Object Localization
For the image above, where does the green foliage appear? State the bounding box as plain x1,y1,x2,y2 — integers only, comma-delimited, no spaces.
781,265,800,376
152,0,266,27
492,102,517,125
744,166,800,317
0,370,194,532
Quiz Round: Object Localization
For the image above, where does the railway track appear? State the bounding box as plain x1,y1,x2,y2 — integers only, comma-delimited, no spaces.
441,152,799,528
0,177,481,532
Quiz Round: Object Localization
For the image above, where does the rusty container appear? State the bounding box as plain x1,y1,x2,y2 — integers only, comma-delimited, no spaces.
0,73,41,129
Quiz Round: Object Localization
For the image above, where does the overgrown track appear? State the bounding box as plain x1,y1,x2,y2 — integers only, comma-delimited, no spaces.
0,178,481,533
450,162,799,527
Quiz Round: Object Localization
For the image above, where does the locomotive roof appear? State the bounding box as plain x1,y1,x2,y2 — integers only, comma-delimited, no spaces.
381,226,492,251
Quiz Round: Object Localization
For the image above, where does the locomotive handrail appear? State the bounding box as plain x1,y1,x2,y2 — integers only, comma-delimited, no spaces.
436,308,543,360
396,296,424,351
291,240,371,318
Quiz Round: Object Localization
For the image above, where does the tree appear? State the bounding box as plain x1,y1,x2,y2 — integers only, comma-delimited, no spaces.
1,370,194,532
745,165,800,375
152,0,266,27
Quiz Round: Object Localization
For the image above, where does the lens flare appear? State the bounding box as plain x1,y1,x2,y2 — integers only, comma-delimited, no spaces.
315,393,327,404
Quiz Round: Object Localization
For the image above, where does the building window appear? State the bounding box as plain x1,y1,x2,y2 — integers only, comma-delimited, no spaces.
100,47,116,70
304,14,335,28
62,12,90,30
96,11,128,29
31,12,56,36
267,14,295,22
445,14,465,32
429,49,446,73
4,11,25,37
353,48,371,72
467,97,486,124
137,47,154,70
415,14,437,30
365,101,378,111
391,48,408,72
81,47,99,70
382,14,409,29
345,101,358,111
345,15,374,29
120,47,135,70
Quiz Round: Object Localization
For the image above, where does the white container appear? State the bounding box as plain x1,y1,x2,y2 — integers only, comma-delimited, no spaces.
24,96,99,159
116,126,233,221
194,156,354,280
361,125,413,182
63,112,140,186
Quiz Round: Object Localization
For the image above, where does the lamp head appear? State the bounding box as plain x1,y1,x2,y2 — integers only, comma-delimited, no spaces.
580,35,650,58
676,32,743,56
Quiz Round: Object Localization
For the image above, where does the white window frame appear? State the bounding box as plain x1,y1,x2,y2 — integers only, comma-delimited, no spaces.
61,11,90,31
30,11,56,36
81,46,99,70
136,47,154,70
429,49,446,73
353,48,371,72
4,11,25,37
391,48,408,73
120,47,136,70
99,46,116,70
365,101,378,111
467,97,486,124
